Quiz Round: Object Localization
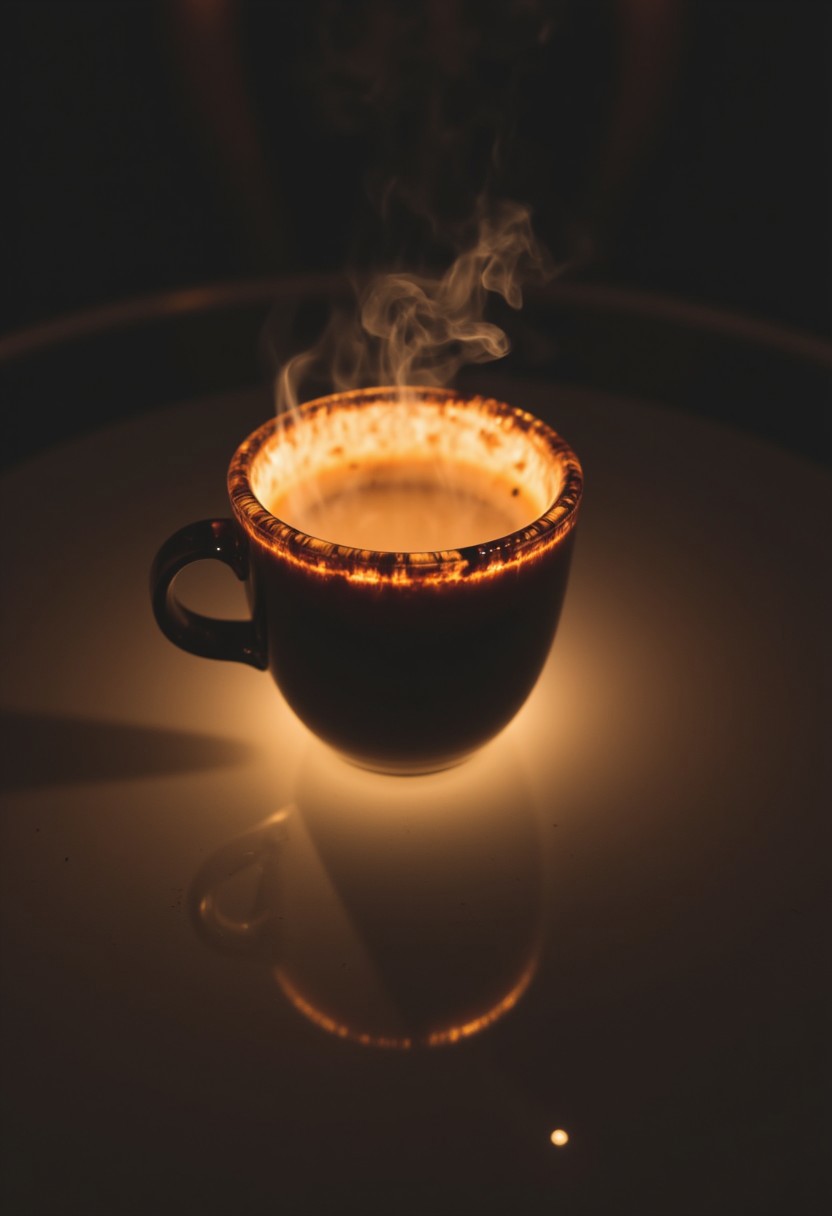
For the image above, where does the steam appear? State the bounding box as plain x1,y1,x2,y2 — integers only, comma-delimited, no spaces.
277,200,553,414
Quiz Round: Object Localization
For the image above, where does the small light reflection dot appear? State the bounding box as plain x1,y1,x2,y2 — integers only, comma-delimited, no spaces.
550,1128,569,1147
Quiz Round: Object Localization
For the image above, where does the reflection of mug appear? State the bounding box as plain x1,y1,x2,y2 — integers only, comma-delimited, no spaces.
152,387,582,773
189,745,544,1048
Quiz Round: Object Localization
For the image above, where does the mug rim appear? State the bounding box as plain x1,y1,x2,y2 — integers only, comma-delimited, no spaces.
228,386,582,583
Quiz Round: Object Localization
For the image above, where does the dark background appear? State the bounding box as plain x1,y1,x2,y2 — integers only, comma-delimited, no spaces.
2,0,830,471
5,0,830,336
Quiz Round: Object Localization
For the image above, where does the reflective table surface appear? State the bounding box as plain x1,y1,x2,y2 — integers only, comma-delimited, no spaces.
1,369,828,1214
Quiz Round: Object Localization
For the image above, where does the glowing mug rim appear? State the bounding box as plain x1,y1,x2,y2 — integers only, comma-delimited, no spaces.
228,386,583,583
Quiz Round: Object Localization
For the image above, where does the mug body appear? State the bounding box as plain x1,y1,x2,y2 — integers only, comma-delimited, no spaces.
246,526,574,772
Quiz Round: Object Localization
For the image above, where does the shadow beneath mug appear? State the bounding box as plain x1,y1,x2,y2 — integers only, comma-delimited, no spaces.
0,709,257,793
189,742,546,1049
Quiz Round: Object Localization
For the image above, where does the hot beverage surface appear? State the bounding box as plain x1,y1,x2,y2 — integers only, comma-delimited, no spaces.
267,459,542,552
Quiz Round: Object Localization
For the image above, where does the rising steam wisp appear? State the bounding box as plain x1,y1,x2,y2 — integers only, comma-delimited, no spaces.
277,200,553,414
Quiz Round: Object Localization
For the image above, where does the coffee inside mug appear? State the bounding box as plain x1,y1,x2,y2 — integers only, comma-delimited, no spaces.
247,392,562,557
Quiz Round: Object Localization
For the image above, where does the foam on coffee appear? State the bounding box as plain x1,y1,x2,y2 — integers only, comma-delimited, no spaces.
251,393,560,554
267,460,539,552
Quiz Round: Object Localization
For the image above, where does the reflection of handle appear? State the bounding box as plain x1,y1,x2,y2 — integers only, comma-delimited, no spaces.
189,815,289,958
150,519,266,668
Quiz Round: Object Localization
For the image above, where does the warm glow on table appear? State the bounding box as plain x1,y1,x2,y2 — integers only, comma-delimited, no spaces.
1,373,826,1215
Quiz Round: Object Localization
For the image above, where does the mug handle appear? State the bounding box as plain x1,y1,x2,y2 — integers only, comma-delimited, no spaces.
150,519,266,669
189,812,290,958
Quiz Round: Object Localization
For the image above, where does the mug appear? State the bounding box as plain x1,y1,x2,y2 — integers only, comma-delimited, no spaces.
151,386,582,773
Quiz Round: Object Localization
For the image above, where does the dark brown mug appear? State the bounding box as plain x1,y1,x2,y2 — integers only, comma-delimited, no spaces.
151,387,582,773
